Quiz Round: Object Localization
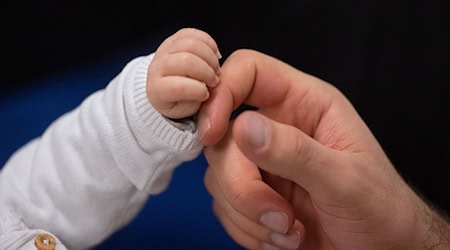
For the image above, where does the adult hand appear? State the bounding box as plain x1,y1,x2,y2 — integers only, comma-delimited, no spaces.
199,49,448,249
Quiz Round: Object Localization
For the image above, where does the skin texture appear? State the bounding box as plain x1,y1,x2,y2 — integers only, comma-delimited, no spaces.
198,49,450,249
147,28,221,119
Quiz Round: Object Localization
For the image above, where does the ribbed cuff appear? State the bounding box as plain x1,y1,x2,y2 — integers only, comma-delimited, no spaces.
131,54,201,153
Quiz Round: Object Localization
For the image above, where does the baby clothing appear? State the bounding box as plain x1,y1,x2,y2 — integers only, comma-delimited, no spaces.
0,54,202,249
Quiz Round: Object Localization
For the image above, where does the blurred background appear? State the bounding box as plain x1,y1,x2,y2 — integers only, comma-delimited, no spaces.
1,0,449,249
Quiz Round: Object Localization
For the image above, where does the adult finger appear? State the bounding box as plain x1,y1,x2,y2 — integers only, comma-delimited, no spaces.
213,201,304,250
203,128,295,234
232,111,344,197
198,49,323,146
212,201,261,250
204,167,271,243
203,127,303,249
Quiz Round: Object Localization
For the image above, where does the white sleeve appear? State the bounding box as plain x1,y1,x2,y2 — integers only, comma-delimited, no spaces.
0,53,203,250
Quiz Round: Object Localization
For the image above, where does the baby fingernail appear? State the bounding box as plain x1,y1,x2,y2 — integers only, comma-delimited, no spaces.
216,50,222,60
216,66,222,76
211,75,220,87
203,89,210,101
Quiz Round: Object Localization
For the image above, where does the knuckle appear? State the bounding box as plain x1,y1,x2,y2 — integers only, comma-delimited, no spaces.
293,134,305,158
184,37,202,52
178,27,198,35
292,133,310,165
229,179,250,208
230,189,246,209
172,52,195,68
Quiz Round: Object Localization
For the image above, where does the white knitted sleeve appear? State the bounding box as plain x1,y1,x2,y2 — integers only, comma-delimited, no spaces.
0,53,203,249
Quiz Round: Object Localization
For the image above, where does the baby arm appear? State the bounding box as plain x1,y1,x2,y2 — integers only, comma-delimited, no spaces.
0,28,220,249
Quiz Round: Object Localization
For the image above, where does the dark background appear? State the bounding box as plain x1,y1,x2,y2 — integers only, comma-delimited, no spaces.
1,0,449,249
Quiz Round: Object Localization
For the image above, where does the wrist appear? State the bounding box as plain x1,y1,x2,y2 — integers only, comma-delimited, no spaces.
408,190,450,249
166,115,197,133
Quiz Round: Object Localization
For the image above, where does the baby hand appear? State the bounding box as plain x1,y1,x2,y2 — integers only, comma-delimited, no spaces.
147,28,222,119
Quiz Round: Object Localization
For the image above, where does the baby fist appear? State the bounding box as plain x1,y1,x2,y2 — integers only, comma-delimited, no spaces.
147,28,221,119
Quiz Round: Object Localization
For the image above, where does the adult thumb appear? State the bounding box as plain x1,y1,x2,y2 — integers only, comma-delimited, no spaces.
233,111,341,194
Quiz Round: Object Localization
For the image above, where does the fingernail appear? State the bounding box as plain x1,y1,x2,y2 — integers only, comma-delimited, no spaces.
216,50,222,60
211,75,220,87
216,66,222,76
203,89,210,101
271,230,301,250
198,114,211,142
245,113,269,149
260,212,289,234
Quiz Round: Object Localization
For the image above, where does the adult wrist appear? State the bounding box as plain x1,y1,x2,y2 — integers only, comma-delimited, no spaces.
409,190,450,249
